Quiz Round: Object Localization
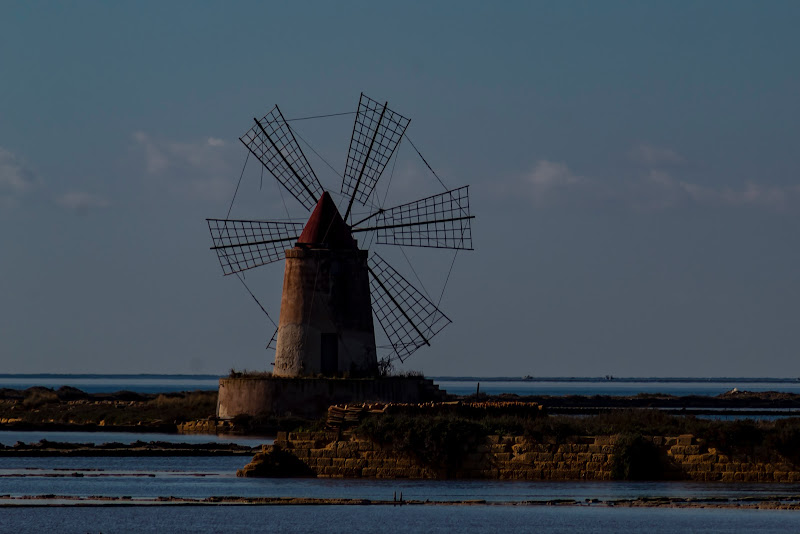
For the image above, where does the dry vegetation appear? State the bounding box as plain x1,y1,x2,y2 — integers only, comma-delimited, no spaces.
0,387,217,427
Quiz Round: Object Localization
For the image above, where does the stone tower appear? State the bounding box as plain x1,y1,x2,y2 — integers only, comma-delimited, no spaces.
273,192,378,377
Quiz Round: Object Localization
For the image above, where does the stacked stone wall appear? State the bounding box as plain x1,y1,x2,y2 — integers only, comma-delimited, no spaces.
177,420,234,434
663,434,800,482
238,431,800,481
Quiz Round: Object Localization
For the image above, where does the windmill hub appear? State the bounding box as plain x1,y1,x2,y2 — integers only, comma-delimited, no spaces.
274,192,377,377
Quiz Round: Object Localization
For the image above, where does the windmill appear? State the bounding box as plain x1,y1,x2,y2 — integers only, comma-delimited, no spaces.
207,93,473,378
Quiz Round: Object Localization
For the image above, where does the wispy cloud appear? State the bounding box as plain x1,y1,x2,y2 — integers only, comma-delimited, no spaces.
511,160,585,204
132,132,234,201
502,147,800,214
133,132,169,174
0,147,37,199
626,142,800,212
637,170,800,212
56,192,110,214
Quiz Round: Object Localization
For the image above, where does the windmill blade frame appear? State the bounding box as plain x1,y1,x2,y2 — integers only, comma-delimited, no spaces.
367,252,452,362
240,105,324,211
207,218,303,275
352,186,474,250
342,93,410,220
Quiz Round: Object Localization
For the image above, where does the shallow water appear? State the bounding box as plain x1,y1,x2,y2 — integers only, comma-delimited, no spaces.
3,456,800,504
0,430,272,447
3,455,800,532
1,505,800,533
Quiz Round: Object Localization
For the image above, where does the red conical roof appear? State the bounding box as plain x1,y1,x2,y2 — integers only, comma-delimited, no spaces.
297,192,356,249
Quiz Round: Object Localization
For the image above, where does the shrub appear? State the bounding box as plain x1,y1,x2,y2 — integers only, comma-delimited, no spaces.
22,389,59,408
611,433,665,480
357,414,486,475
228,369,272,378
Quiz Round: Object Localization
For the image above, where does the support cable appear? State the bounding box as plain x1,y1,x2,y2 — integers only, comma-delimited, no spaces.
380,140,401,207
286,111,357,122
226,151,250,219
235,272,277,329
288,123,344,181
436,219,469,309
275,167,292,220
406,135,447,191
437,250,458,309
399,246,433,302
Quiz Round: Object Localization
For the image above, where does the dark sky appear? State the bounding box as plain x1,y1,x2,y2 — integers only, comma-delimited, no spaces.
1,1,799,376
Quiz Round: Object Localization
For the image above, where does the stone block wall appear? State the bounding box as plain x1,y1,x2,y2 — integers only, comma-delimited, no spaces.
662,434,800,482
238,431,800,481
177,419,234,434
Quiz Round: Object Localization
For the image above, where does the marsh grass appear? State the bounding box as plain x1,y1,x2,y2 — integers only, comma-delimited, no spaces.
1,389,217,426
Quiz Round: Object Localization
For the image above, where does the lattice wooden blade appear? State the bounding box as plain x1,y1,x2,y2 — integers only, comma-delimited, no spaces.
240,105,324,211
207,219,303,275
353,186,474,250
342,93,410,220
367,252,451,362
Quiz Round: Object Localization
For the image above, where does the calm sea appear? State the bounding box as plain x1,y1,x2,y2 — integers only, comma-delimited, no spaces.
2,506,800,534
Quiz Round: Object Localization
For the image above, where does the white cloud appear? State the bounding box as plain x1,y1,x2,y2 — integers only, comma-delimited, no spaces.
132,131,169,174
133,132,230,176
56,192,110,214
0,147,37,197
627,170,692,211
629,143,685,166
631,171,800,212
504,155,800,214
132,132,234,201
523,160,584,202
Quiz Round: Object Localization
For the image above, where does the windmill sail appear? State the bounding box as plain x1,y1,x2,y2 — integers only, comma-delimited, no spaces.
240,105,324,211
352,186,474,250
207,219,303,275
342,93,410,219
367,252,451,362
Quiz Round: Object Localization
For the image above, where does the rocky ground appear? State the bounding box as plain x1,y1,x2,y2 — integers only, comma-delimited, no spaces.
465,390,800,416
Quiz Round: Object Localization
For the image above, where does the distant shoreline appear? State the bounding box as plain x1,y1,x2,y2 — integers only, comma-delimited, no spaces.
2,373,800,382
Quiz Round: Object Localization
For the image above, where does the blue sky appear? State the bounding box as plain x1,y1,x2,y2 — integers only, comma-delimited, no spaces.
1,1,799,376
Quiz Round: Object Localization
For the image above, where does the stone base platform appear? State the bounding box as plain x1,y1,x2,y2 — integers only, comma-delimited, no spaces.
217,376,447,419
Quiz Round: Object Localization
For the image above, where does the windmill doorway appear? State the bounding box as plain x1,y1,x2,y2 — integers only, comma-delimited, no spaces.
321,333,338,375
